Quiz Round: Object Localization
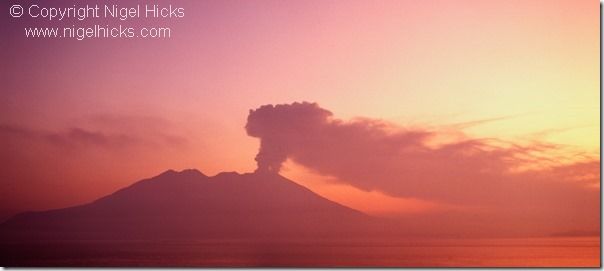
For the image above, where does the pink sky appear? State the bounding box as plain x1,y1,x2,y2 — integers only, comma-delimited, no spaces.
0,0,599,236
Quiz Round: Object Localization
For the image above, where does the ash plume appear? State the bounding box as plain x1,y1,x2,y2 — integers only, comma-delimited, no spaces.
245,102,599,233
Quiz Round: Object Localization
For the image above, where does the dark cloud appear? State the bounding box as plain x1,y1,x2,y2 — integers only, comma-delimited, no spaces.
246,103,333,173
246,102,599,234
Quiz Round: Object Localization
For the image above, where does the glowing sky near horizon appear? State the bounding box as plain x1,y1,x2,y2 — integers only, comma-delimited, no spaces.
0,0,599,228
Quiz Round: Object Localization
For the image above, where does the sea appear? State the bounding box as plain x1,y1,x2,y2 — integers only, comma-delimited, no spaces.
0,236,599,267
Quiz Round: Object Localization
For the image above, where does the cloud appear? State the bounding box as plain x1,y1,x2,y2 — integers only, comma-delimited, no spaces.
246,102,599,235
0,116,192,220
246,103,333,173
46,128,139,149
0,117,188,151
0,124,138,150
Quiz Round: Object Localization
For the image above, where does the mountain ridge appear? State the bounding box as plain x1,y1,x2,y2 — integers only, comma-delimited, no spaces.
0,169,377,241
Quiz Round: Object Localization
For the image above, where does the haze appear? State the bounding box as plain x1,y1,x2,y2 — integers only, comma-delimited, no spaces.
0,0,599,239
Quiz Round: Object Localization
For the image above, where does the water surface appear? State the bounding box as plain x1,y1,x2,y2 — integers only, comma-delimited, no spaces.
1,237,599,267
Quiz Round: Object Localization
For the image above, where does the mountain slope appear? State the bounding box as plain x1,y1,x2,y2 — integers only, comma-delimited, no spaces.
0,169,375,241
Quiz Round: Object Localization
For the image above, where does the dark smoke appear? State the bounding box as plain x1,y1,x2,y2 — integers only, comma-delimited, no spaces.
244,102,599,234
246,102,332,173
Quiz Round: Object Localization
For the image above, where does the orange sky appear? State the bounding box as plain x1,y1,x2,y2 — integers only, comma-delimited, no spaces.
0,0,599,235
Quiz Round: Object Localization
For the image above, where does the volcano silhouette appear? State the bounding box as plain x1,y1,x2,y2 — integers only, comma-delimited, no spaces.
0,169,376,242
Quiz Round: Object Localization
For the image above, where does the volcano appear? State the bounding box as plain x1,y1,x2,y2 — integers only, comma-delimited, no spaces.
0,169,376,242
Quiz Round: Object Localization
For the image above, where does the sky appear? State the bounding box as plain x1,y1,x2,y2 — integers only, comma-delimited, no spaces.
0,0,599,236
